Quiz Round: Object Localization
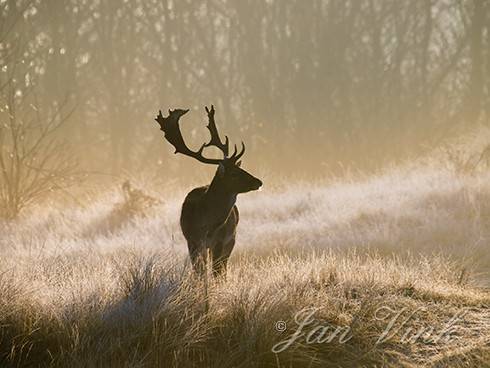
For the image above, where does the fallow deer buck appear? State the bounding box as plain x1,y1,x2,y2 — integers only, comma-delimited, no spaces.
154,105,262,277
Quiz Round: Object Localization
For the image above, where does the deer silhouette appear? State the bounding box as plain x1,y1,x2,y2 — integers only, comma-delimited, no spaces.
154,106,262,277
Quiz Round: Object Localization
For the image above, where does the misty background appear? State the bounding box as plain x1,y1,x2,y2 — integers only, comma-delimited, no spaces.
1,0,489,188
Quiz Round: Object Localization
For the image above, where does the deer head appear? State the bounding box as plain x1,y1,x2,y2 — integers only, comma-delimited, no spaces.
155,105,262,194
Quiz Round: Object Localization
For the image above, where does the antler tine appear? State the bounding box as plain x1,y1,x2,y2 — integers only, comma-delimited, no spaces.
155,109,222,165
204,105,229,158
236,142,246,161
229,142,246,163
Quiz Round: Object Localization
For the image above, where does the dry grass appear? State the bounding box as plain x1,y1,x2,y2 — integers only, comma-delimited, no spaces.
0,161,489,367
0,249,488,367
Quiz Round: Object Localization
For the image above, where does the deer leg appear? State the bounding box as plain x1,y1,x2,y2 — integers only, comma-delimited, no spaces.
188,242,207,276
212,238,235,278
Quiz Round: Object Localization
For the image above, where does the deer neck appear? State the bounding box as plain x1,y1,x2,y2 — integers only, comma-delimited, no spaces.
204,175,237,226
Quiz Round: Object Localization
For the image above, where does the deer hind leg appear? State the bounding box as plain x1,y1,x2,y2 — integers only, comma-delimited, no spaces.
211,238,235,278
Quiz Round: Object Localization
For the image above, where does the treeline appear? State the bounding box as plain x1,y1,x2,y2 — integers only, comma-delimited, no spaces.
1,0,489,178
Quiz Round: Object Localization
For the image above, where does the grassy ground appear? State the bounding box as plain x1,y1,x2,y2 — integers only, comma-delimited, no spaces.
0,162,489,367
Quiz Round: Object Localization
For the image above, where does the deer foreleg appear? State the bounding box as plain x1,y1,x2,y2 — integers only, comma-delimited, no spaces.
212,238,235,278
188,242,207,276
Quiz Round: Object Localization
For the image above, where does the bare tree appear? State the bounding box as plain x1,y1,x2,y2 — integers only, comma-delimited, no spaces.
0,32,78,219
0,92,78,219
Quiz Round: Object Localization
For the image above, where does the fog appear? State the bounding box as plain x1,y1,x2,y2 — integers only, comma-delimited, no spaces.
1,3,490,365
1,0,489,188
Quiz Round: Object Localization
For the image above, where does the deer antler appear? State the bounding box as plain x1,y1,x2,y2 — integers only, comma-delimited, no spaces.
229,141,246,164
155,106,242,165
204,105,245,164
204,105,229,157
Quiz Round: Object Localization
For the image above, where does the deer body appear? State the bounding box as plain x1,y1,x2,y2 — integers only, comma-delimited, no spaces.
181,184,238,276
154,106,262,276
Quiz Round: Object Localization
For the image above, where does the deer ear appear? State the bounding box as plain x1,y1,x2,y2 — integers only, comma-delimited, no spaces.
217,162,225,177
236,161,242,167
